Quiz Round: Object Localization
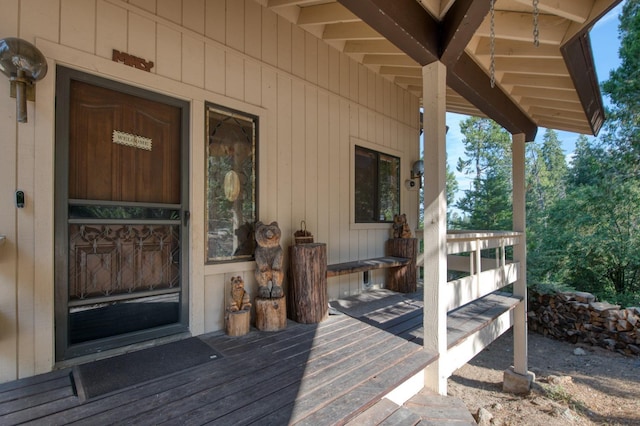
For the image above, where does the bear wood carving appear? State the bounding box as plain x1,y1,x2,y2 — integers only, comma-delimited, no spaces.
227,275,251,312
254,221,284,299
392,213,413,238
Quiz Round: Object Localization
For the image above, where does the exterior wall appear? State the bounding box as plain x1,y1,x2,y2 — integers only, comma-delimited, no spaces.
0,0,420,382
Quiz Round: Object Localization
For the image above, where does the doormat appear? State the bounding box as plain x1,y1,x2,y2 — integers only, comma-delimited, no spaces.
70,337,222,402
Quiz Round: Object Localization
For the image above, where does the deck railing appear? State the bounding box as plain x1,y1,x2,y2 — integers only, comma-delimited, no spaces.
416,230,522,310
415,229,526,392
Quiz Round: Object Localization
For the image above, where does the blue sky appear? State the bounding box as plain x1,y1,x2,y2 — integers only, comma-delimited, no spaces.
444,1,625,198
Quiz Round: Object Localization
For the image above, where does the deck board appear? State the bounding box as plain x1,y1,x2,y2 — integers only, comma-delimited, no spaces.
0,288,517,425
1,313,437,426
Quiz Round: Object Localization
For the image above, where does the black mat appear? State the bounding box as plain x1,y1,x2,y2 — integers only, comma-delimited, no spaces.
71,337,222,401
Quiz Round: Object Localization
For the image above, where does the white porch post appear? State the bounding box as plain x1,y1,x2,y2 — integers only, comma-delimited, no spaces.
504,132,535,393
422,61,448,395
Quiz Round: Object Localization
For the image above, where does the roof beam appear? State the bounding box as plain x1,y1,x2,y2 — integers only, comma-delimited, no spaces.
449,52,537,141
561,32,605,135
340,0,538,140
440,0,490,65
337,0,439,65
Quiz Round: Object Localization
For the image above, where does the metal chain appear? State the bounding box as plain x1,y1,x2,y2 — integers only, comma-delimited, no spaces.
489,0,496,88
533,0,540,47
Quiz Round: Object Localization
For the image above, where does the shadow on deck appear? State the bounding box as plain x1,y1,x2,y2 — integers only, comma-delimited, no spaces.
0,313,434,425
0,287,517,425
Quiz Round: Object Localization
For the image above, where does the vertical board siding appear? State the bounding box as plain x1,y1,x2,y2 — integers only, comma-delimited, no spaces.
157,0,181,24
0,0,420,380
156,25,182,81
290,80,306,237
0,0,18,384
96,1,128,59
128,12,156,61
183,0,205,34
205,0,226,43
17,110,36,378
60,0,96,54
19,0,60,44
182,35,205,87
205,43,226,94
304,86,318,239
245,0,262,60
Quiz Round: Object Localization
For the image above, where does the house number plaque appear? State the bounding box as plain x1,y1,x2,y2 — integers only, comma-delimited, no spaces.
112,130,153,151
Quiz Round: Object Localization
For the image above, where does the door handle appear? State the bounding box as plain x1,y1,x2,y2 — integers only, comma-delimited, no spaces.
183,210,190,226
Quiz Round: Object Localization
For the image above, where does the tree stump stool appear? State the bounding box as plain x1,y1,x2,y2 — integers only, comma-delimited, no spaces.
225,310,250,336
386,238,417,293
255,296,287,331
289,243,327,323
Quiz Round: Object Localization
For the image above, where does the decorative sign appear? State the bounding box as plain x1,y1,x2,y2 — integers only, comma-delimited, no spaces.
112,130,153,151
112,49,154,72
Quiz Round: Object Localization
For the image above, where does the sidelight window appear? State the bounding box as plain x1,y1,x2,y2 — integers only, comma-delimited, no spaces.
205,104,258,263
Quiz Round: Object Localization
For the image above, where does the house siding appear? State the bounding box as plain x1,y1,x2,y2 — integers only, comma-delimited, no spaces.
0,0,420,382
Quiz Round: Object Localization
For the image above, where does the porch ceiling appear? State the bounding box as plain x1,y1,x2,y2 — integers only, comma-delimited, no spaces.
261,0,621,140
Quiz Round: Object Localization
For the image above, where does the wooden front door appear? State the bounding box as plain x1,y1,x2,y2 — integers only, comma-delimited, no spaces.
55,67,190,360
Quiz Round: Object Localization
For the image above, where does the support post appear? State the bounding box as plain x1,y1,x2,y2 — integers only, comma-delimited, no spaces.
422,61,448,395
504,133,535,393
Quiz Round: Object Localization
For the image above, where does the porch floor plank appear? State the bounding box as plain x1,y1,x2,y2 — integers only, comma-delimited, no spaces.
1,313,436,426
0,288,515,425
446,292,522,349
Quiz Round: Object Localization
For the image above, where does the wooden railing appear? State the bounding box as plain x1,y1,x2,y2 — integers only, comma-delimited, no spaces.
416,230,523,311
416,229,526,390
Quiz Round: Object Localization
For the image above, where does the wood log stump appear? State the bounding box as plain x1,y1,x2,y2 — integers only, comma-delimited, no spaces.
225,310,250,336
386,238,417,293
289,243,327,324
255,296,287,331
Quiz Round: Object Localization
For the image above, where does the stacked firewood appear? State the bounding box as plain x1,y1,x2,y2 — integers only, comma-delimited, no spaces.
528,290,640,356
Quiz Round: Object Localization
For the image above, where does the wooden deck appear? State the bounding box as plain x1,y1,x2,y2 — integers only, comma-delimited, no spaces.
330,288,521,350
0,313,436,425
0,288,519,425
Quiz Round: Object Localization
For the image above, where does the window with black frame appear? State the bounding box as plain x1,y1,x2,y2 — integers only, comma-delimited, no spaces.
206,104,257,263
354,145,400,223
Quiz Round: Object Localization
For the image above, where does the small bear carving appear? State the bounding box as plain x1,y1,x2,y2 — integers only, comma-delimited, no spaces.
254,221,284,299
227,275,251,312
392,213,413,238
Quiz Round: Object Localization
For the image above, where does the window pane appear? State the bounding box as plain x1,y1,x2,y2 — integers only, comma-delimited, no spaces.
354,145,400,223
355,147,377,222
378,153,400,222
206,106,257,262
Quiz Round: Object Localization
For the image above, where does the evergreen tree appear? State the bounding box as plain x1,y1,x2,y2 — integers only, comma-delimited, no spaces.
534,1,640,305
526,129,568,283
454,117,512,230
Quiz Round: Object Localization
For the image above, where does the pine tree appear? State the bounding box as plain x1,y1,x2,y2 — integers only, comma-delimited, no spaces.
454,117,512,230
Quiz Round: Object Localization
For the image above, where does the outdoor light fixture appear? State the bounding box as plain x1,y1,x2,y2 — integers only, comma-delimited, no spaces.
0,37,48,123
406,160,424,190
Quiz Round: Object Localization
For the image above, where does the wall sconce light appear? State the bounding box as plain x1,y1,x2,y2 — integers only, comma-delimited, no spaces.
0,37,48,123
405,159,424,190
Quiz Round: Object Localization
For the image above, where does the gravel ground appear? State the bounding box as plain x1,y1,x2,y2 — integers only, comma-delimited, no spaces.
448,330,640,425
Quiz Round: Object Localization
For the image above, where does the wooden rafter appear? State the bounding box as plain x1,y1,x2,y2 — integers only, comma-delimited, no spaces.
337,0,439,65
265,0,622,137
440,0,490,65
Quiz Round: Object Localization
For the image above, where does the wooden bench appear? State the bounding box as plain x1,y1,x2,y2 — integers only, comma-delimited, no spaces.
326,256,411,278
